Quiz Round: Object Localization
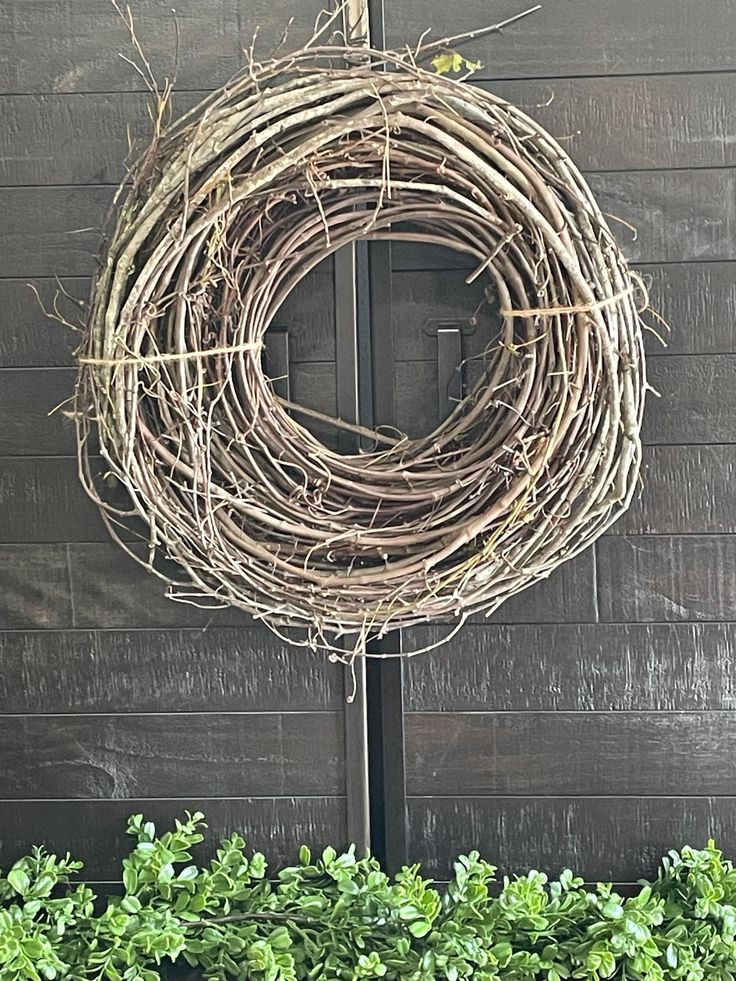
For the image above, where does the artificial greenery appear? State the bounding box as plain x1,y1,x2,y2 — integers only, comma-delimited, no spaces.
2,813,736,980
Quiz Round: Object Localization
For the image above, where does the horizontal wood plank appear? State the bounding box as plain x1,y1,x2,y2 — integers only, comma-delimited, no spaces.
643,355,736,445
616,444,736,535
587,170,736,264
487,73,736,172
386,1,736,80
0,269,337,367
470,549,598,625
0,362,337,455
0,539,596,630
0,544,72,628
0,457,109,542
0,628,342,712
0,1,326,94
0,797,346,880
406,796,736,882
597,535,736,622
0,368,77,455
6,72,733,187
0,279,83,367
4,169,734,281
638,262,736,357
404,622,736,712
0,713,344,798
406,712,736,796
0,186,111,278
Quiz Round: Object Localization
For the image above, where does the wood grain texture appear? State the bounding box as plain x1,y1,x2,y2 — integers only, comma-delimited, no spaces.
477,548,598,625
643,355,736,445
0,362,338,455
0,369,76,456
0,458,109,542
0,797,347,880
488,73,736,172
616,445,736,535
0,713,344,798
0,271,334,368
0,545,71,628
386,0,736,80
405,712,736,797
5,169,733,282
7,71,732,188
406,797,736,882
394,354,736,451
639,262,736,357
67,543,254,629
597,535,736,622
587,170,736,264
0,0,327,94
0,629,342,713
0,279,84,367
404,622,736,712
392,169,736,269
0,187,112,278
389,262,736,362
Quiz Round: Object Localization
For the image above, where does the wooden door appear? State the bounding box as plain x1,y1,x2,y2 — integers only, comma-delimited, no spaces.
385,0,736,886
0,0,368,889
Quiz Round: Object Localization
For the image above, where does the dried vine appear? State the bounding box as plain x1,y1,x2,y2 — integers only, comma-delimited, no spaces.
76,21,647,659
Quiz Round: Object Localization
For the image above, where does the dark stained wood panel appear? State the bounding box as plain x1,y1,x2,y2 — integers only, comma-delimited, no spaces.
0,797,346,880
67,543,254,629
8,72,733,188
406,797,736,882
0,544,71,628
406,712,736,796
481,548,597,625
597,535,736,622
587,170,736,264
0,369,76,455
488,72,736,172
0,279,84,367
0,457,108,542
0,0,327,94
37,442,736,544
386,1,736,80
394,354,736,450
643,355,736,445
392,168,736,270
0,186,111,278
5,170,734,283
0,271,338,369
0,362,336,456
616,445,736,535
639,262,736,357
389,262,736,362
0,628,341,713
405,622,736,712
0,713,344,798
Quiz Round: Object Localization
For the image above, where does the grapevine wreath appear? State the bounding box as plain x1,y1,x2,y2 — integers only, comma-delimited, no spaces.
76,17,647,660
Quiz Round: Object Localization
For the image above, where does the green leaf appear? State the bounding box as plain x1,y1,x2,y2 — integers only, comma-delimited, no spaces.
408,919,432,938
431,51,482,76
7,868,30,895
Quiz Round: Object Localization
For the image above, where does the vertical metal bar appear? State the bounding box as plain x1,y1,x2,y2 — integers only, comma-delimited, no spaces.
333,242,371,855
337,0,407,872
437,326,462,422
363,0,408,877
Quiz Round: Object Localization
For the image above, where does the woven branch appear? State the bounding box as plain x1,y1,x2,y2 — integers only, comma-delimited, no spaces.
76,36,646,660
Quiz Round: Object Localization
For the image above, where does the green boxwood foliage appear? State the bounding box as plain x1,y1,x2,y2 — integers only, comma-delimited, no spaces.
2,812,736,980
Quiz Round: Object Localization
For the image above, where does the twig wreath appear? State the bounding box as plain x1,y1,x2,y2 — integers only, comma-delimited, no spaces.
76,7,647,660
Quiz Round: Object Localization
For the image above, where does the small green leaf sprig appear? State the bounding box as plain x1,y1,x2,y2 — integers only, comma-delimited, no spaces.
2,813,736,979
